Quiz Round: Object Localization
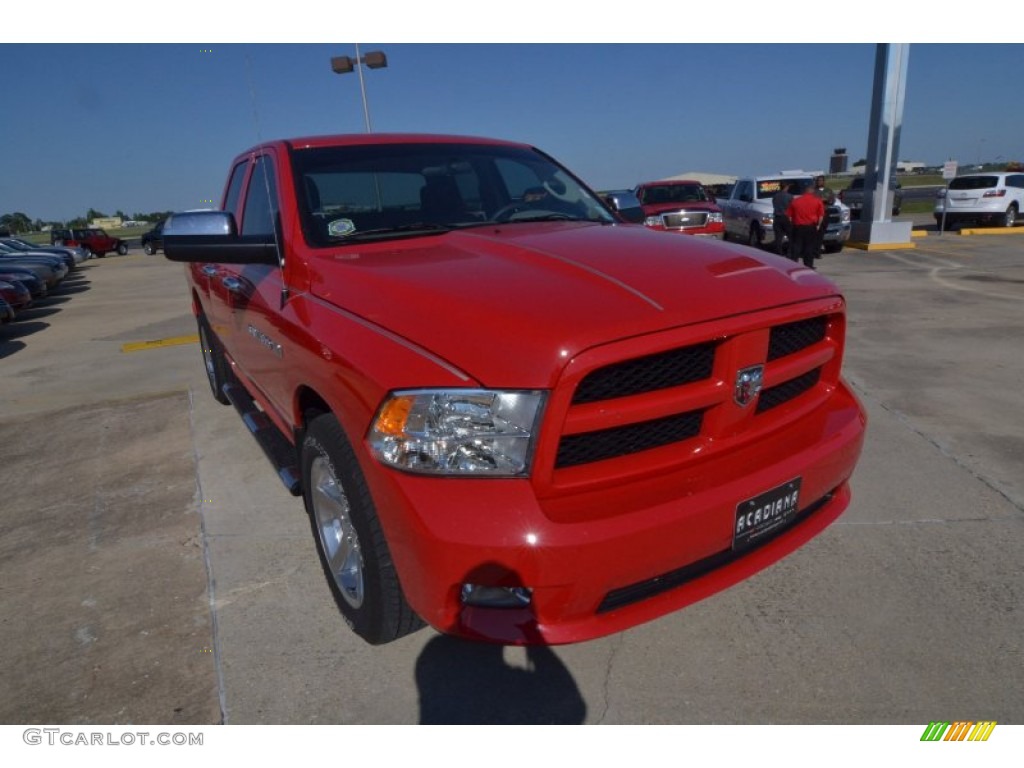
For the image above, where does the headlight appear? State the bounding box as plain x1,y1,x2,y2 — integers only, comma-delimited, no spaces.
368,389,546,476
643,215,663,227
708,212,723,224
760,214,774,226
841,208,851,224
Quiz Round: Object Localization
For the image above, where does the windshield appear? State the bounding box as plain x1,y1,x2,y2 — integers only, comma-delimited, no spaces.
639,183,711,204
290,142,615,247
757,178,811,199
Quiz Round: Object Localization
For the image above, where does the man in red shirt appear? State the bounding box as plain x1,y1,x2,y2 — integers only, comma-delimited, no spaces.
786,181,825,268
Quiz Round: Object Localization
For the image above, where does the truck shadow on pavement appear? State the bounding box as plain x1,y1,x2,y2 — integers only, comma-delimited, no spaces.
416,635,586,724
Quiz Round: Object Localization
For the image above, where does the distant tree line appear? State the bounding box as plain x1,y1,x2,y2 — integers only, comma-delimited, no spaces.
0,209,174,233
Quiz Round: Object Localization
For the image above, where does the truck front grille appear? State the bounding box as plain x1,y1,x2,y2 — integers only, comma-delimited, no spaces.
662,212,709,229
768,317,827,361
572,342,715,404
756,368,822,414
556,410,703,468
552,308,839,473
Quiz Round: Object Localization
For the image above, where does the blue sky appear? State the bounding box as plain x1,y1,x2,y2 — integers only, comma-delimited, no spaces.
2,34,1021,222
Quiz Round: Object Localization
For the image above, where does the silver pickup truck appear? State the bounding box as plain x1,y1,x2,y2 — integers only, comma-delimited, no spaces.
718,174,852,253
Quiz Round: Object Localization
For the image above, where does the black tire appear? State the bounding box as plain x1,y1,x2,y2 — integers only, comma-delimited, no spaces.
999,205,1017,228
197,315,231,405
117,242,128,255
824,242,843,254
301,413,423,645
143,242,155,255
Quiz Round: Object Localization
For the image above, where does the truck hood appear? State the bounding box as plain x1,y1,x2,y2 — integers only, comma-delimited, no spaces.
309,222,838,386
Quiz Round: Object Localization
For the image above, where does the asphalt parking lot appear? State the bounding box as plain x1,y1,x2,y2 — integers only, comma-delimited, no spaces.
1,227,1021,725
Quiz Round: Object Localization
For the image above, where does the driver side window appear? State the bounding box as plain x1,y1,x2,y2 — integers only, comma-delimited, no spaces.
241,156,279,237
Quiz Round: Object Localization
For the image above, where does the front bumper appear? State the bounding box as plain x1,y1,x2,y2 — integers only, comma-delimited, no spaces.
365,379,866,645
824,224,851,243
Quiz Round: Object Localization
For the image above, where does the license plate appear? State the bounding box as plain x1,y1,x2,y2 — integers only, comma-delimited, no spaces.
733,478,802,551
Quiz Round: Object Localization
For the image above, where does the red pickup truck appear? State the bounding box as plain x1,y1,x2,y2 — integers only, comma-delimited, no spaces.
164,134,866,645
634,179,726,238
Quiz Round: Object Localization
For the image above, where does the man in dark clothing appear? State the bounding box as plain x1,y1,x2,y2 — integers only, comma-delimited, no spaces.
786,182,825,269
771,182,795,258
813,175,835,256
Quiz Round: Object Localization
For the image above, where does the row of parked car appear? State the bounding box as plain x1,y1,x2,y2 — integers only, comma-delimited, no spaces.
0,236,89,324
604,170,1022,252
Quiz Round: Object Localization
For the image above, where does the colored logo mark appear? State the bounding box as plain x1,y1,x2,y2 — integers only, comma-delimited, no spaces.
920,721,997,742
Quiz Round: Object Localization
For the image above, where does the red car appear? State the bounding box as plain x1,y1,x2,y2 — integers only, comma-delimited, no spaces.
634,179,726,238
164,134,866,646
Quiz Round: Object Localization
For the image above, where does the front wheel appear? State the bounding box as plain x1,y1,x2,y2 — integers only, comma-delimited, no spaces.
197,315,230,405
302,414,422,645
143,242,155,255
824,242,843,254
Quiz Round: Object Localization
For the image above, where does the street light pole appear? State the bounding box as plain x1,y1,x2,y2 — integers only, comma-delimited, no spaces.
353,43,372,133
330,46,388,133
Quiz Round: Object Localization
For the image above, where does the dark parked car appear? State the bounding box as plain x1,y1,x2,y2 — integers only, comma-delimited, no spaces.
0,279,32,314
0,294,14,323
0,268,46,298
839,176,903,218
0,247,68,287
2,236,86,265
141,219,166,255
0,238,78,270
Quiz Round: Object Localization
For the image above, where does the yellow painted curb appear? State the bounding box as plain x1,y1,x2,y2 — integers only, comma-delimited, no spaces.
911,229,929,238
845,241,917,251
957,226,1024,236
121,334,199,353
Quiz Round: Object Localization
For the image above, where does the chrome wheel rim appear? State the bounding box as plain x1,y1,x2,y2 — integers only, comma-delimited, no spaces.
1007,208,1016,227
311,456,364,608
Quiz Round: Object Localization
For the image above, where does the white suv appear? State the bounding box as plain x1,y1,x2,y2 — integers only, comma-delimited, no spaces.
934,172,1024,229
